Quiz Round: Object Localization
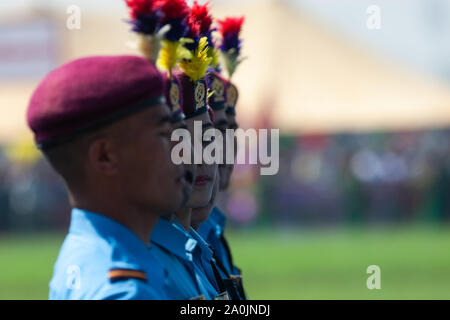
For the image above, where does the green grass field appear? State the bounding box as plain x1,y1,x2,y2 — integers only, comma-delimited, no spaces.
1,226,450,299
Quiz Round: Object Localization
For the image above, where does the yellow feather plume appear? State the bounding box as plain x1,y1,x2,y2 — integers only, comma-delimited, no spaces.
157,39,192,76
207,46,220,70
179,37,212,82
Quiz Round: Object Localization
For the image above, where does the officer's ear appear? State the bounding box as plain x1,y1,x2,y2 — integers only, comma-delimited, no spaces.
88,137,119,176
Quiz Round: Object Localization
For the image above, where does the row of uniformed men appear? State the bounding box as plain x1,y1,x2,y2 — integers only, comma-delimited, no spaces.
26,0,247,300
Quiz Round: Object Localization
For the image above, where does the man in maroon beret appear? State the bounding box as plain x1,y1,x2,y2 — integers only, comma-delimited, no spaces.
27,55,191,299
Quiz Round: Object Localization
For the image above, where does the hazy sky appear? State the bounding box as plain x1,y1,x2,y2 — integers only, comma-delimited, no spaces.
296,0,450,82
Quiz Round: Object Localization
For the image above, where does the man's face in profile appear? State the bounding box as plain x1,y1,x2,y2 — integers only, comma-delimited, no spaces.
115,103,189,215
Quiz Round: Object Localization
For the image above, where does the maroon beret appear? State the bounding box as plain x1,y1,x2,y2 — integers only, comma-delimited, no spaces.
208,72,227,111
173,70,209,119
27,55,166,149
225,80,239,116
163,72,185,122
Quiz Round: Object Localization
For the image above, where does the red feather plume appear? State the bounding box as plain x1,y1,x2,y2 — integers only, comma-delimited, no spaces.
186,18,201,39
154,0,189,21
125,0,158,19
189,1,213,35
218,16,244,37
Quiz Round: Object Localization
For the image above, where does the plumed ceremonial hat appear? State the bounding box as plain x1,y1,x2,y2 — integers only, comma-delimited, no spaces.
208,71,227,111
173,70,209,119
225,80,239,115
163,72,185,122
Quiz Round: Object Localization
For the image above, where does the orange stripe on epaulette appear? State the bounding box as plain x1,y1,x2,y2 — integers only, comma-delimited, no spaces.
214,292,230,300
108,269,147,282
190,295,206,300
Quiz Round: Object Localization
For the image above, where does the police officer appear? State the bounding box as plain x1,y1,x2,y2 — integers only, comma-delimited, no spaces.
195,13,248,298
199,79,243,277
149,71,219,300
153,0,234,299
190,172,243,300
124,0,221,300
192,73,246,300
169,67,224,299
26,55,189,299
208,79,247,299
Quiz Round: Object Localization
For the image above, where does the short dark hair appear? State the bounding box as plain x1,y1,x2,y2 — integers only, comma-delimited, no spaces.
42,135,88,190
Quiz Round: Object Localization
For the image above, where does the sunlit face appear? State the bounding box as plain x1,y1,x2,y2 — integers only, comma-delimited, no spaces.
114,103,188,215
191,170,220,228
170,118,196,213
184,111,218,208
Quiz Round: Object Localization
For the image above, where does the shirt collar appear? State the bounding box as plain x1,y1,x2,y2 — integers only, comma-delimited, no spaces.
210,206,227,231
151,217,196,262
189,227,214,261
197,217,214,239
198,206,226,240
69,208,158,272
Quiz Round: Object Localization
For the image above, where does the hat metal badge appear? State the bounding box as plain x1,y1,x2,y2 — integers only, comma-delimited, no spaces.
170,81,181,112
194,81,206,110
227,84,238,108
211,78,225,103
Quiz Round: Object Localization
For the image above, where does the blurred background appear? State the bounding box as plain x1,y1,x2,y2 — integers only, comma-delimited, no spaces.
1,0,450,299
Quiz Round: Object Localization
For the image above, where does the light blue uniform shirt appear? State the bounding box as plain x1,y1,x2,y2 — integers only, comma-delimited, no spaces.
198,207,247,300
151,217,216,299
198,206,240,276
189,227,221,292
49,208,168,300
171,219,220,299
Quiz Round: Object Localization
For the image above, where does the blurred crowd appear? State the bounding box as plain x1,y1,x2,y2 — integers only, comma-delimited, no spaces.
0,142,70,232
255,128,450,228
1,127,450,232
226,127,450,228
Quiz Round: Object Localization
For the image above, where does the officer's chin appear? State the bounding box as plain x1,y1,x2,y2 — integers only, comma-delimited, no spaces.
181,185,193,207
219,173,231,191
186,192,210,209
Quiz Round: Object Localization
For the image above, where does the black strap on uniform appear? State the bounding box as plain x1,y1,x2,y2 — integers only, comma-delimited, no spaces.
209,260,241,300
219,235,248,300
209,245,231,278
209,260,226,293
231,275,247,300
222,278,241,301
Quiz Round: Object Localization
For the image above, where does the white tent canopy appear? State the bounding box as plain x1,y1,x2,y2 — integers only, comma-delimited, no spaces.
2,0,450,144
217,0,450,133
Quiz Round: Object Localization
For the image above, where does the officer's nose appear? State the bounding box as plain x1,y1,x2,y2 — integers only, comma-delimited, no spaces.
184,163,197,185
185,143,197,184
